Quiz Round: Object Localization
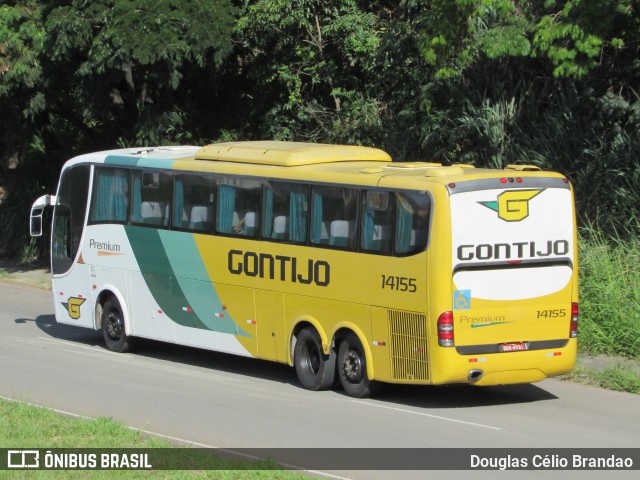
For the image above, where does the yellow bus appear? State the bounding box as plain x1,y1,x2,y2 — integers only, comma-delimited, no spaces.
30,141,578,398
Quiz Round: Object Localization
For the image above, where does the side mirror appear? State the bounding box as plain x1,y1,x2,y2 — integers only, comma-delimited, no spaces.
30,208,43,237
29,194,55,237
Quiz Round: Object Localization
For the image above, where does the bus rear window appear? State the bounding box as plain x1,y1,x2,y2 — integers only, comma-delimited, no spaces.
394,192,430,255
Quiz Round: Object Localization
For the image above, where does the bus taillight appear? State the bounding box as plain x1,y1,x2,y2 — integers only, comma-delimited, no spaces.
570,302,579,338
438,311,454,347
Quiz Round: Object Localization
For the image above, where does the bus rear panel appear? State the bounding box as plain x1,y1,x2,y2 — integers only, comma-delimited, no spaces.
429,174,577,386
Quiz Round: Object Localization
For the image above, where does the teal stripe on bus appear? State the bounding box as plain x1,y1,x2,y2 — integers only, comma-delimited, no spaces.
158,230,251,337
105,155,177,169
124,226,249,337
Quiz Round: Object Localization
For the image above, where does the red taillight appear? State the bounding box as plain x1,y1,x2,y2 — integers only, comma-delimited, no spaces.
438,311,454,347
570,302,579,338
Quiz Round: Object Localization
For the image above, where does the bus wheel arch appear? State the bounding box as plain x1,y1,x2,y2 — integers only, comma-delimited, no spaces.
95,289,134,353
291,321,335,391
335,329,380,398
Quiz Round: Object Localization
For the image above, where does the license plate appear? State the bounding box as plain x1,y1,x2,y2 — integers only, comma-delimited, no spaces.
500,342,527,352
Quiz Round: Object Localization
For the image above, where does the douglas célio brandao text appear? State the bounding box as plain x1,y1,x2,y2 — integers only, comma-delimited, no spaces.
470,453,634,470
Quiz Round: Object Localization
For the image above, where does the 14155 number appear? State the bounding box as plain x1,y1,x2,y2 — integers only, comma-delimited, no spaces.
381,275,417,293
536,309,567,319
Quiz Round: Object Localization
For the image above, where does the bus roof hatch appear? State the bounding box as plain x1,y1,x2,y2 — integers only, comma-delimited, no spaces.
195,141,391,167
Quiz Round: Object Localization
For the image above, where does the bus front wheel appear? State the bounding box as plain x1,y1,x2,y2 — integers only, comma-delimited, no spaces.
294,328,335,391
102,297,133,353
338,332,379,398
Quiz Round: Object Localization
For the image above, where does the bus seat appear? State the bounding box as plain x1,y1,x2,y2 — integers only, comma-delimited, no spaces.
162,202,170,226
243,211,257,236
189,205,212,231
410,229,427,248
140,201,163,225
178,203,191,228
272,215,288,239
371,224,391,251
320,221,329,244
329,220,352,247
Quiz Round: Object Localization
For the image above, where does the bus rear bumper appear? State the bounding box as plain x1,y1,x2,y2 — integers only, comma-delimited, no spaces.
430,339,577,386
470,368,547,386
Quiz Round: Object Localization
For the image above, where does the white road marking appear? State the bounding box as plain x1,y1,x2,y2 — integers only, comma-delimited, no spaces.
351,400,501,430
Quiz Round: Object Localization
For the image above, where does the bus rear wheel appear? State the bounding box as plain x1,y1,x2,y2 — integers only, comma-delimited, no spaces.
338,332,379,398
102,297,133,353
294,328,336,391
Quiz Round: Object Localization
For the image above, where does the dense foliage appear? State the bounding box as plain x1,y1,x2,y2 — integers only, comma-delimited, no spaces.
1,0,639,258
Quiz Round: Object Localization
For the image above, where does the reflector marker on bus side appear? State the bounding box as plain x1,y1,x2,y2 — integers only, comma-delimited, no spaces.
546,352,562,357
247,320,256,325
372,341,386,347
469,358,487,363
214,313,225,318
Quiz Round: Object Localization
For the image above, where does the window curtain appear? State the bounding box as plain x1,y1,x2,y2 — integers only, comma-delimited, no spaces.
173,178,184,227
289,188,307,242
362,208,375,250
114,172,129,222
93,169,128,222
395,195,413,253
263,187,274,238
131,173,142,223
310,190,323,243
217,184,236,233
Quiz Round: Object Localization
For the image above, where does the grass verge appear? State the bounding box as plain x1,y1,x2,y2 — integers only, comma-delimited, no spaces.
560,364,640,394
0,398,310,479
578,229,640,359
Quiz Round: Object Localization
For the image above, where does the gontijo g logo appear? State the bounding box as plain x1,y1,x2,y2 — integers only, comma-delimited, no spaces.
479,189,543,222
62,296,86,320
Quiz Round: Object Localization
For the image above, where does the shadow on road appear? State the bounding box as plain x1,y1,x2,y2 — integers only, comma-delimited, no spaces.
30,313,558,408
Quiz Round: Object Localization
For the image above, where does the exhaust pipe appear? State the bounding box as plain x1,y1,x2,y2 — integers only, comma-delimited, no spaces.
468,369,484,383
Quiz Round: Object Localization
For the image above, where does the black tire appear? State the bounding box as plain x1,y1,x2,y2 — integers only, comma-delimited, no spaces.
102,297,133,353
337,332,380,398
294,328,336,391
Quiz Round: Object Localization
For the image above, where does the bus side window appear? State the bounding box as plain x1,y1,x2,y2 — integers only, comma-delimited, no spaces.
361,191,393,254
131,170,172,227
394,192,431,255
310,185,358,250
90,167,129,224
262,182,308,243
173,174,215,232
216,177,261,237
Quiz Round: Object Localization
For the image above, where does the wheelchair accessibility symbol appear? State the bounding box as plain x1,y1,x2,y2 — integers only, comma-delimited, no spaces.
454,290,471,310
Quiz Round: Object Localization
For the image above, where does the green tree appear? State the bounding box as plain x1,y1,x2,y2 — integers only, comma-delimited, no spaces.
43,0,235,146
532,0,636,78
0,1,46,173
233,0,384,144
0,0,235,257
414,0,531,78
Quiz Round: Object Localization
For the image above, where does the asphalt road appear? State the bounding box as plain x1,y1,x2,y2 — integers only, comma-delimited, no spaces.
1,282,638,479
